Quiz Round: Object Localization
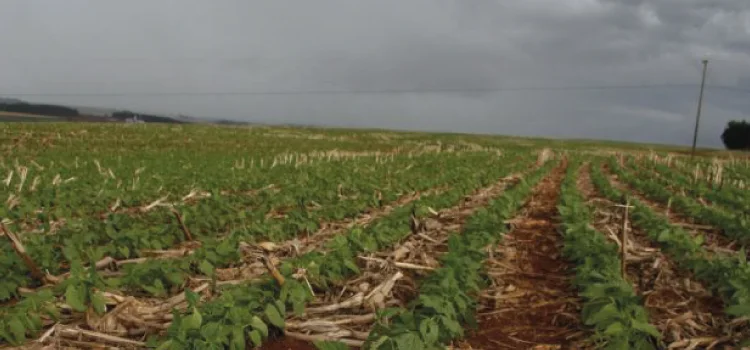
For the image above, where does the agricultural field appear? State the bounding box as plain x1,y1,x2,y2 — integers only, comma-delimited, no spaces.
1,122,750,349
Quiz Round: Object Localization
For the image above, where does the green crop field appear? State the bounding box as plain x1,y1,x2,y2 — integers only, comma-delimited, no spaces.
1,122,749,349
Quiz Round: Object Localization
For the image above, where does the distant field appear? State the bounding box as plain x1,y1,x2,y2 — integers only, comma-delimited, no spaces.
1,122,749,349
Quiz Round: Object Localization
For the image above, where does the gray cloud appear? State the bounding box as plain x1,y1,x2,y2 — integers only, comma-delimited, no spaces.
1,0,749,147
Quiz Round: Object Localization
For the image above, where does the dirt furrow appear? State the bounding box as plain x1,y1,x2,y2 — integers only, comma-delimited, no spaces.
603,165,741,256
458,163,586,349
580,164,733,348
262,172,527,349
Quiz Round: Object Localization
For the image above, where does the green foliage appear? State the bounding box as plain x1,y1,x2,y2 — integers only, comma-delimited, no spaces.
160,152,537,348
616,156,750,245
636,158,749,213
60,259,107,314
117,259,191,297
0,290,58,345
0,124,548,348
366,162,554,349
163,284,280,349
0,240,30,301
558,162,658,349
591,161,750,323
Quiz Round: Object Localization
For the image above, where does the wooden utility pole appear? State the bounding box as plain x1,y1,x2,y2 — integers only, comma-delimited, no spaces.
690,59,709,160
620,198,630,280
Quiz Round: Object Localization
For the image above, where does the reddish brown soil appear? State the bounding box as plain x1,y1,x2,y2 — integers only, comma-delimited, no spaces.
458,163,586,349
579,164,732,347
261,337,319,350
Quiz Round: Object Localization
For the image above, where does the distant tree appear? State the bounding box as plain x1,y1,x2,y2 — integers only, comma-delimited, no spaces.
0,102,79,117
721,120,750,150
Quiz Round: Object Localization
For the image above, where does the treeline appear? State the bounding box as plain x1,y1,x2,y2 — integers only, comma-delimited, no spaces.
721,120,750,151
111,111,183,124
0,102,79,117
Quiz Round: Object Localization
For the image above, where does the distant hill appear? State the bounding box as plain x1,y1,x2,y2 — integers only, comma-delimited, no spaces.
0,97,265,126
0,97,187,124
0,97,25,104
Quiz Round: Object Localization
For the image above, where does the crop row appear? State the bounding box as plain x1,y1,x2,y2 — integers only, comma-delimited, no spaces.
0,151,536,347
590,161,750,323
3,121,488,230
113,152,535,298
606,158,750,247
159,156,542,349
633,156,750,213
1,151,523,302
2,150,426,235
364,161,555,349
558,161,658,349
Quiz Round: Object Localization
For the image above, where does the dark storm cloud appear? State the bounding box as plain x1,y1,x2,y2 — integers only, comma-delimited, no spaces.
0,0,748,147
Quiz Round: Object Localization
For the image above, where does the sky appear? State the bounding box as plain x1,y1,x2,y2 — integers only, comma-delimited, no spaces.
1,1,749,147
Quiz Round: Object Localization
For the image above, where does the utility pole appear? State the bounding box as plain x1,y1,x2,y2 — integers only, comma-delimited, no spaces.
690,59,708,160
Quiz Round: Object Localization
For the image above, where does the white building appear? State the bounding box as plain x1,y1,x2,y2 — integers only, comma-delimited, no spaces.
125,115,144,123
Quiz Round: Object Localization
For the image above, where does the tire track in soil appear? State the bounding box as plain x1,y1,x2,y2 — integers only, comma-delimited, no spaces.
457,162,586,350
602,164,743,257
261,172,529,350
580,164,738,349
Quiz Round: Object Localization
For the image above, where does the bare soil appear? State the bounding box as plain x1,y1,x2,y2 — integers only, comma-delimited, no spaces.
457,163,587,350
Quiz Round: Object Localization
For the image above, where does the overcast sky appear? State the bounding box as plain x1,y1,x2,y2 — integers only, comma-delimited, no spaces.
1,1,749,147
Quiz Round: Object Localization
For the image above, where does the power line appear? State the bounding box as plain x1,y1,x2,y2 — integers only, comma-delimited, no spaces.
705,85,750,93
0,83,707,97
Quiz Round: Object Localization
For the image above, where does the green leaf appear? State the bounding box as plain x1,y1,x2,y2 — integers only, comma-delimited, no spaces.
119,246,130,258
343,259,360,274
369,336,390,350
264,304,284,328
200,322,222,340
250,316,269,337
91,292,107,315
198,260,214,276
419,318,439,344
8,318,26,343
144,279,167,297
64,285,87,312
631,319,660,338
248,329,262,347
585,303,619,326
440,316,463,337
603,322,625,335
183,308,202,330
394,333,424,350
185,289,199,308
726,303,750,317
155,340,173,350
274,299,287,316
656,229,670,242
231,326,246,350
